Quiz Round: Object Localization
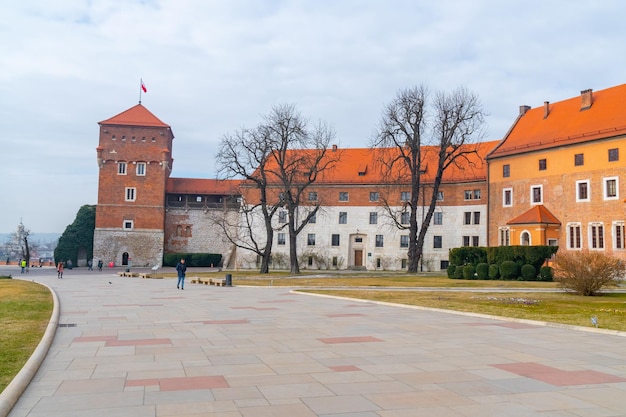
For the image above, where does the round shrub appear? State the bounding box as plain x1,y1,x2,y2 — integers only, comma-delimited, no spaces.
476,263,489,280
447,264,457,278
488,264,500,280
463,265,476,280
454,265,465,279
539,266,554,282
499,260,519,280
520,264,537,280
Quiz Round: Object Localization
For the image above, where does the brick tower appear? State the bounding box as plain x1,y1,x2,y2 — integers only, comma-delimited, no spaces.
93,104,174,267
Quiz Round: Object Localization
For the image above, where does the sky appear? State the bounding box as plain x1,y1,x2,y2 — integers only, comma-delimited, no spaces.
1,1,625,234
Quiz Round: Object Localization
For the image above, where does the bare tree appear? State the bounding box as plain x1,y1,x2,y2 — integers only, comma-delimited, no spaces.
11,221,32,266
371,85,486,273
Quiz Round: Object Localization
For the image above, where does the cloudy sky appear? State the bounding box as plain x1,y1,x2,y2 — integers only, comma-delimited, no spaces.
1,1,625,233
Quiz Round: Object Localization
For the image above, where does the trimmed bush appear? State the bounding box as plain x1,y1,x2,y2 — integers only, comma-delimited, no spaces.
500,260,518,280
454,265,464,279
539,266,553,282
520,264,537,280
447,264,457,278
476,263,489,280
463,265,476,280
488,264,500,280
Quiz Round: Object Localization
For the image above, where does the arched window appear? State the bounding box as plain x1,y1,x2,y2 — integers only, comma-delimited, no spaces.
521,231,531,246
176,225,182,237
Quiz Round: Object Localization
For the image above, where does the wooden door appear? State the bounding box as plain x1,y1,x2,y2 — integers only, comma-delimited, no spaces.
354,250,363,266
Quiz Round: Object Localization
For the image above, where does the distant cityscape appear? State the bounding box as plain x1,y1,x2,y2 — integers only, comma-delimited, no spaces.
0,233,60,264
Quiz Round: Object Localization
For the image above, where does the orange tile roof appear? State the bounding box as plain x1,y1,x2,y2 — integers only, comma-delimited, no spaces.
99,104,170,128
251,140,499,186
167,178,241,195
506,205,560,225
488,83,626,159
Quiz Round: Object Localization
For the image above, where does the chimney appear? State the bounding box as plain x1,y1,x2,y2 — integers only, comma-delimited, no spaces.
580,89,593,111
332,144,337,152
543,101,550,119
519,105,531,116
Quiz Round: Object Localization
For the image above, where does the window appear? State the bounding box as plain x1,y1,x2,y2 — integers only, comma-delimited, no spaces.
355,237,363,243
440,260,449,270
308,212,316,224
473,189,481,200
539,159,547,170
503,188,513,207
369,212,378,224
503,164,510,177
402,259,408,269
278,192,286,203
590,223,604,249
277,233,285,245
604,177,619,200
307,234,316,246
574,153,584,166
308,192,318,201
332,256,338,267
472,236,479,247
125,187,136,201
400,212,410,224
278,210,287,223
331,234,340,246
400,235,409,248
369,192,379,202
433,212,443,225
308,256,313,266
609,148,619,162
465,189,481,200
463,236,470,246
375,235,384,247
521,231,530,246
376,258,381,268
614,222,625,250
339,192,349,201
464,190,472,200
433,235,442,248
118,162,127,175
436,191,444,201
136,162,146,176
473,212,480,225
339,212,347,224
531,185,543,204
576,180,590,202
123,220,133,230
400,191,410,202
499,227,510,246
567,223,582,249
464,212,472,225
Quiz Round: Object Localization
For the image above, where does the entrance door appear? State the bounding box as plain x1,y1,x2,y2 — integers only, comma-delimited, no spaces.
354,250,363,267
122,252,129,266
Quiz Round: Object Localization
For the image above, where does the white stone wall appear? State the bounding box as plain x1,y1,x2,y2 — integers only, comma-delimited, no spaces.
93,228,164,268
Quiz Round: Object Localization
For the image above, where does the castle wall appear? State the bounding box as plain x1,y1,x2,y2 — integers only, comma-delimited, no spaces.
93,228,164,267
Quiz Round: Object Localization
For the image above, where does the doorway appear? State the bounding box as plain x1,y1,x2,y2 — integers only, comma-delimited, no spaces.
354,250,363,267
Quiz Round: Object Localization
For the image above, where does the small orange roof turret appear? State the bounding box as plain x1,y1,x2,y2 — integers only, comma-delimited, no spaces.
507,205,560,225
99,104,170,128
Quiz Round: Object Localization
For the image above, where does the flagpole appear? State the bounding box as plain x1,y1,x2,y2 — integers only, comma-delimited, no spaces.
139,79,143,104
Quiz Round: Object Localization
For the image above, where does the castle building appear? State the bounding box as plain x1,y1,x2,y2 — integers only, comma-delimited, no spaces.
487,84,626,259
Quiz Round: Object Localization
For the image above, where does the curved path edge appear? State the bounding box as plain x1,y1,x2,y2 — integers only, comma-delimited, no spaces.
0,280,60,417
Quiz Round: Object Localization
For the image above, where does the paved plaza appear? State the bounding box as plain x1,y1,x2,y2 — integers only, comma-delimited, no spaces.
3,267,626,416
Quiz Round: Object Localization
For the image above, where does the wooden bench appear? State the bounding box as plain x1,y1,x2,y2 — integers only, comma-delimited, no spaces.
210,278,227,286
120,271,138,277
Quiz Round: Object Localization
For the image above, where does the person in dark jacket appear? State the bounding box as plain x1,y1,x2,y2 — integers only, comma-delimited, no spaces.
176,258,187,290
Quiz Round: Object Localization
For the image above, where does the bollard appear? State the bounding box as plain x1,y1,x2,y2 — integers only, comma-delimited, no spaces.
225,273,232,287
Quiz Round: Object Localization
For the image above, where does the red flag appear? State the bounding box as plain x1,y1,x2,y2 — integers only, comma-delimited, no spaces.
141,80,147,93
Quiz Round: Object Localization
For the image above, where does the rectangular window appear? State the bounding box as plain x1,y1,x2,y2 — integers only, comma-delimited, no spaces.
400,235,409,248
609,148,619,162
339,192,349,202
464,190,473,200
136,162,146,176
436,191,444,201
278,192,285,203
308,212,316,224
539,159,547,170
369,212,378,224
195,196,202,202
440,260,449,270
308,192,318,201
332,256,338,267
472,236,479,247
375,235,384,247
590,223,604,249
278,210,287,223
118,162,127,175
576,180,590,202
433,235,442,249
400,212,410,224
402,259,408,269
463,236,470,246
125,187,136,202
499,227,510,246
369,192,379,202
473,212,480,225
604,177,619,200
400,191,410,202
464,212,472,225
339,212,347,224
574,153,584,166
503,188,513,207
614,222,625,250
473,189,481,200
307,233,316,246
331,234,340,246
567,223,582,249
503,164,510,177
433,212,443,225
531,185,543,204
123,220,133,230
277,233,285,245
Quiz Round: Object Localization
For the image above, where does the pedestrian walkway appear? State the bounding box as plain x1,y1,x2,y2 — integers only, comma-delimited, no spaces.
5,268,626,416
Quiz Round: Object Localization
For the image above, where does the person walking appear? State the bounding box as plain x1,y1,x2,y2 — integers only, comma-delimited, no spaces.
176,258,186,290
57,262,64,279
97,260,103,271
88,259,93,271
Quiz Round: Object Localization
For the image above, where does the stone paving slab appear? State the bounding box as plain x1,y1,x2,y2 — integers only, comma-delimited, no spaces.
5,268,626,416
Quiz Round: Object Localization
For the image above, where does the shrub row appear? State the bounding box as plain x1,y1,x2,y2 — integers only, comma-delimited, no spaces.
163,253,222,267
449,246,558,273
447,262,553,281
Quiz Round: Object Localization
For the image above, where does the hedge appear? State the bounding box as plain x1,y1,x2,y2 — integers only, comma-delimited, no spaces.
499,260,518,280
462,265,476,280
476,263,489,280
520,264,537,280
163,253,222,267
488,264,500,280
